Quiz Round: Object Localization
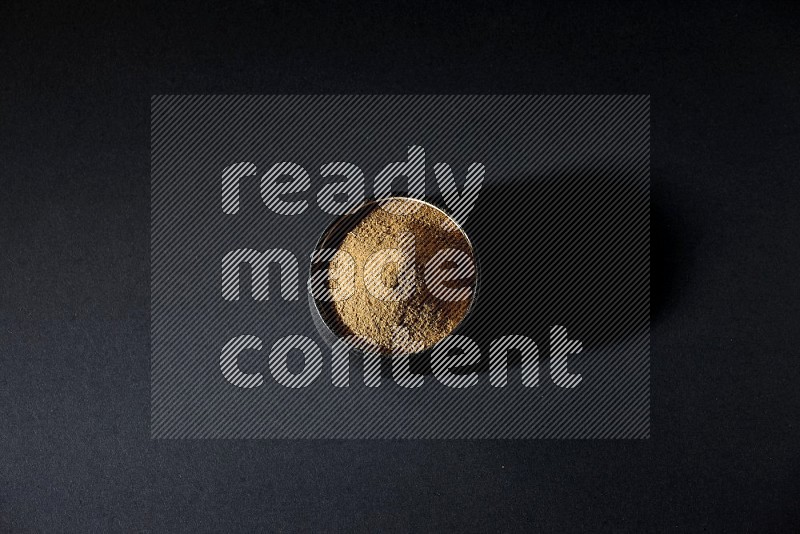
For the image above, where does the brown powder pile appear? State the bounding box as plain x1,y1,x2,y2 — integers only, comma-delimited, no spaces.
328,198,476,353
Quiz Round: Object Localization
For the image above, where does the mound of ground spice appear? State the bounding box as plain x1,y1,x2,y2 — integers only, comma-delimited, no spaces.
328,198,476,353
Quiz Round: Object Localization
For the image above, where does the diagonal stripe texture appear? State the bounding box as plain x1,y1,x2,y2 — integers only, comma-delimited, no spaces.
151,95,650,439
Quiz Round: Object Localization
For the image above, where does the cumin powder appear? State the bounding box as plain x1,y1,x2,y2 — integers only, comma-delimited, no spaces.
328,198,476,353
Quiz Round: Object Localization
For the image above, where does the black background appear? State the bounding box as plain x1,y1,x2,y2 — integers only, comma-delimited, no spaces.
2,1,798,531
